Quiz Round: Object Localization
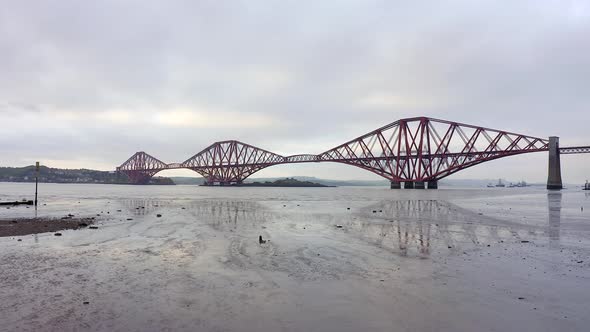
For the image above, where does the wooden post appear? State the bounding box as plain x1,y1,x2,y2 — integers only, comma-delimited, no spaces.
35,161,39,207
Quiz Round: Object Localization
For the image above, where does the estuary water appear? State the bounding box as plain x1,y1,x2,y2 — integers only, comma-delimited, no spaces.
1,183,589,332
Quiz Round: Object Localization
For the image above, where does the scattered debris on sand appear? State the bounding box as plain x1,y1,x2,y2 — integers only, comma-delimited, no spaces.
0,217,96,237
0,200,33,206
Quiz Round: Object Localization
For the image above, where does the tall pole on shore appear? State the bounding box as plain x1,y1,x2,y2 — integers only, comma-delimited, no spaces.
35,161,39,208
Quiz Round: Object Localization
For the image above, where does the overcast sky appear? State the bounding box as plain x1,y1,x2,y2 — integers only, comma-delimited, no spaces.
1,0,589,182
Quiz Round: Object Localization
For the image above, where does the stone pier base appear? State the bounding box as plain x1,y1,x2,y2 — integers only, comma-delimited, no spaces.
547,136,563,190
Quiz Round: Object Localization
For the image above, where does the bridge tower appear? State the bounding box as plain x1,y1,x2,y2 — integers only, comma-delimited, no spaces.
547,136,563,190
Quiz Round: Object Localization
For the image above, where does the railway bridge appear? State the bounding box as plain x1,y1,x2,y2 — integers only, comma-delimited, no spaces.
116,117,590,189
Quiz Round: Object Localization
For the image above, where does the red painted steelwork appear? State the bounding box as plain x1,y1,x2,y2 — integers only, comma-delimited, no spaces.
116,117,581,185
116,151,168,184
181,140,284,185
317,117,549,182
559,146,590,154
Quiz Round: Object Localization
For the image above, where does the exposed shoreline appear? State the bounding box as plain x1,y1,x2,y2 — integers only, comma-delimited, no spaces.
0,217,96,237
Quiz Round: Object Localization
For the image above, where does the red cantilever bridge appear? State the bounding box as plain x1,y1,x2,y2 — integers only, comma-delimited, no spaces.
117,116,589,189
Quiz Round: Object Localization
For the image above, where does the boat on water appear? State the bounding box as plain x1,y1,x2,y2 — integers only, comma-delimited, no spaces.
487,183,495,188
584,180,590,190
495,179,505,187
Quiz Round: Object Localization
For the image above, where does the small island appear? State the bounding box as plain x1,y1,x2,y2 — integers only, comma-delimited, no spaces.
241,178,334,187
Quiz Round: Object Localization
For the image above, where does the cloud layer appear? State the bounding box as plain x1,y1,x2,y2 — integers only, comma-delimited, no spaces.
1,0,589,181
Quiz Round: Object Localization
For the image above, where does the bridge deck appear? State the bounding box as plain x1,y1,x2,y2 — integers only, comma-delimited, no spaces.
560,146,590,154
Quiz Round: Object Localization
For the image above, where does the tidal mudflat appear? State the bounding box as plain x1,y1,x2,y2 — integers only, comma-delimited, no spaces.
1,183,589,332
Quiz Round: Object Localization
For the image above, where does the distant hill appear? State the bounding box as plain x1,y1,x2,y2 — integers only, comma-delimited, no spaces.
0,165,173,185
253,176,389,187
169,176,389,186
241,178,332,187
0,166,549,188
169,176,206,185
170,176,548,188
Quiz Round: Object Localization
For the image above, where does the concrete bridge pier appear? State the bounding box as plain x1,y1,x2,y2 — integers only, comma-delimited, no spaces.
392,180,438,189
547,136,563,190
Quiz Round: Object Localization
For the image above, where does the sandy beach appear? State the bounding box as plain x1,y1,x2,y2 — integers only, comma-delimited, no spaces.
1,183,589,332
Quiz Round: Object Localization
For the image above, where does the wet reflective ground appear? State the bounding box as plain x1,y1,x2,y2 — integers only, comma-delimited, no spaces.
1,184,589,331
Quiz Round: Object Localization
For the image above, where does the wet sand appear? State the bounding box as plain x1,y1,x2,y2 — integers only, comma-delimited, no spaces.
0,217,96,237
0,184,589,331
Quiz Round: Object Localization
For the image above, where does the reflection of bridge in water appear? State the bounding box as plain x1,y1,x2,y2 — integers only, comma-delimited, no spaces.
547,192,561,245
357,200,495,257
120,199,274,229
119,198,559,258
186,201,275,231
357,199,557,257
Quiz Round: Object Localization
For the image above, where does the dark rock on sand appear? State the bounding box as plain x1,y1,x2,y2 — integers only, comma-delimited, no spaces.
0,217,96,237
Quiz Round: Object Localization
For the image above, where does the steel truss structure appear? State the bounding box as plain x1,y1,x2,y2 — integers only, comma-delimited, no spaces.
116,116,587,185
559,146,590,154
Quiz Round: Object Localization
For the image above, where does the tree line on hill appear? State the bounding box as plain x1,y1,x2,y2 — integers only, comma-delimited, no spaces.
0,165,173,185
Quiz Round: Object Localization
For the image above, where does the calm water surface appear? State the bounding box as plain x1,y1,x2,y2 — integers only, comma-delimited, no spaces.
1,183,589,332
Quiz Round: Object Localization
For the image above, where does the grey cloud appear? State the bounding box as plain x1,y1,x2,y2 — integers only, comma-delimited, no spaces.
1,0,589,181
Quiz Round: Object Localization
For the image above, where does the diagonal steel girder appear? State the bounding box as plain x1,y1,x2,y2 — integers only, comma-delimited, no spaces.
116,116,574,184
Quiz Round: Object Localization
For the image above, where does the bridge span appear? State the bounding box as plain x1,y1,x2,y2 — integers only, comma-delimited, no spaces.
116,116,589,189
